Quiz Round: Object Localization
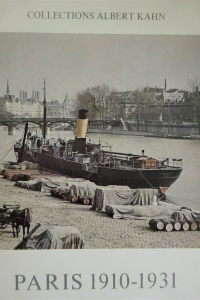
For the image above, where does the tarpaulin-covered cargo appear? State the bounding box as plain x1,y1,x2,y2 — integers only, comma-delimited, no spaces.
70,181,97,198
11,173,30,181
106,204,175,220
0,164,5,175
24,226,84,249
92,187,159,212
65,178,91,187
15,178,60,192
172,210,200,221
50,188,70,200
3,169,40,180
19,161,40,170
106,201,200,220
0,161,11,170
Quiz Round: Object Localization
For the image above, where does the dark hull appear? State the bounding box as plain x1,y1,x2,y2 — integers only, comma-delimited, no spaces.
22,151,182,190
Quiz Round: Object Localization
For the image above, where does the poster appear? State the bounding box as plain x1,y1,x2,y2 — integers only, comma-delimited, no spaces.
0,0,200,299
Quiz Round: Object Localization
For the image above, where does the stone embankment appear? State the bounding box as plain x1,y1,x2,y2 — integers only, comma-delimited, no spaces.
88,129,200,139
0,175,200,250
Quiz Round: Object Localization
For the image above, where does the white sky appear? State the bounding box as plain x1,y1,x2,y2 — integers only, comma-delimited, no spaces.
0,33,200,102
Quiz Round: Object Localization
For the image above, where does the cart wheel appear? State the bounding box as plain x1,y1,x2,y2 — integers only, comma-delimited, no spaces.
17,227,20,234
0,221,7,229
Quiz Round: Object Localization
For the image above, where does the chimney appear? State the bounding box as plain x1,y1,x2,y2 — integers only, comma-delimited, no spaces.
74,109,88,154
165,79,167,91
75,109,88,138
196,86,199,93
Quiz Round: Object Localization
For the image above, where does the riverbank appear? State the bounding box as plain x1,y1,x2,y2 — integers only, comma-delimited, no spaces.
0,175,200,250
87,129,200,139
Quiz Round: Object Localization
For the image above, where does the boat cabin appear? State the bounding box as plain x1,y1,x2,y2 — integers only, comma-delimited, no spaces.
67,140,75,152
86,143,101,152
74,153,90,164
136,156,158,169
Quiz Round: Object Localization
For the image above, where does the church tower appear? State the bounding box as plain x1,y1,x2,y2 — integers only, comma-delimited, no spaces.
6,79,9,95
63,94,69,117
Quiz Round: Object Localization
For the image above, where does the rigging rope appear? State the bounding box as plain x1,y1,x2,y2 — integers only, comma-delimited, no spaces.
0,148,13,156
85,171,94,179
0,145,14,161
138,169,155,189
164,183,179,205
0,140,15,149
138,168,177,203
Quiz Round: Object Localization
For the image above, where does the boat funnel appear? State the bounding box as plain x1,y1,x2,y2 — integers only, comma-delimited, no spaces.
75,109,88,138
74,109,88,154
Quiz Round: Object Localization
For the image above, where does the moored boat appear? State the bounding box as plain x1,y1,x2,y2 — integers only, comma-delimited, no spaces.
14,80,183,193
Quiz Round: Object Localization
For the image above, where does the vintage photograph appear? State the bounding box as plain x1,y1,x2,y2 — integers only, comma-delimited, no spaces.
0,33,200,250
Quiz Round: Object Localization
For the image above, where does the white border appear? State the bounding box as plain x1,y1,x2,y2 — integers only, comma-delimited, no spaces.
0,1,200,299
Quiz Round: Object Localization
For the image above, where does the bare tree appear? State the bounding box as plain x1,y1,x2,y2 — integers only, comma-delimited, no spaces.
0,98,14,121
187,77,200,132
74,84,118,119
188,76,200,92
129,89,163,130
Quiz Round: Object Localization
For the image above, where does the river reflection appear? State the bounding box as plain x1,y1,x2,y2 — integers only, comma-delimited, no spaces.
0,129,200,210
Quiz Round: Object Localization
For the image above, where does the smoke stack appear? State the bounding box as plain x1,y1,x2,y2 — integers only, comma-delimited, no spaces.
142,150,145,156
74,109,88,154
196,86,199,93
165,79,167,91
75,109,88,138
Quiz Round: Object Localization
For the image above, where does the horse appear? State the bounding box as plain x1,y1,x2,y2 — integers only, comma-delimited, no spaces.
10,208,32,239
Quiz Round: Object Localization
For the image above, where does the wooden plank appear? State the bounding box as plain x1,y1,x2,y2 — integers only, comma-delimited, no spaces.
14,223,41,250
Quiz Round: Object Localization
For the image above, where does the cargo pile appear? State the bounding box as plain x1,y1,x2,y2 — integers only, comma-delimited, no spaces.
1,161,200,233
3,169,40,181
149,218,200,232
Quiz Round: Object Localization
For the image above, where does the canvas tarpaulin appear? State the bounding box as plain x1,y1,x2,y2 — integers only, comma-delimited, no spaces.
105,202,200,220
92,187,159,212
70,181,97,198
14,176,95,194
65,178,90,187
19,161,40,170
106,204,178,220
172,210,200,221
15,178,60,192
24,226,84,249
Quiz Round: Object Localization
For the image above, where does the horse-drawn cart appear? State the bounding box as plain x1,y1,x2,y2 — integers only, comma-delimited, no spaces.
0,203,40,247
0,203,20,229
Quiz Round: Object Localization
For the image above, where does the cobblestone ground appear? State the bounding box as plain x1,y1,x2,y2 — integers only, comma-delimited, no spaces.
0,176,200,250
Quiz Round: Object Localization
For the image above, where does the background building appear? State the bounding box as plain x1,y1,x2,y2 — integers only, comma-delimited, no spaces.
2,80,70,118
46,96,70,118
20,89,28,100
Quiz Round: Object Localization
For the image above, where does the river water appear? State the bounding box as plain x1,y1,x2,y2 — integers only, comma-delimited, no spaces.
1,129,200,210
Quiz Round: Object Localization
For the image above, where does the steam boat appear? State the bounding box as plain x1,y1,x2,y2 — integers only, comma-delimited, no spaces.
14,80,183,193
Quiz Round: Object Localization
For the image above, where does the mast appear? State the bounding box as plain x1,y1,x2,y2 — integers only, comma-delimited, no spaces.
18,122,28,162
43,78,47,140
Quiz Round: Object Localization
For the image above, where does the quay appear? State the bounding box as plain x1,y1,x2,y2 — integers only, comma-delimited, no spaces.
1,117,200,139
0,175,200,250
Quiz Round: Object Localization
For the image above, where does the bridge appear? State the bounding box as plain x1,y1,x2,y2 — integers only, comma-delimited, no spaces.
0,117,124,135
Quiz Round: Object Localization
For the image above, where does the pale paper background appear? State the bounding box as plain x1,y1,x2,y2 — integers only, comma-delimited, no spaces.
0,1,200,299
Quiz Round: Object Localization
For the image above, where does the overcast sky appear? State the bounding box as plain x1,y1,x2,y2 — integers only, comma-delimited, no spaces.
0,33,200,102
